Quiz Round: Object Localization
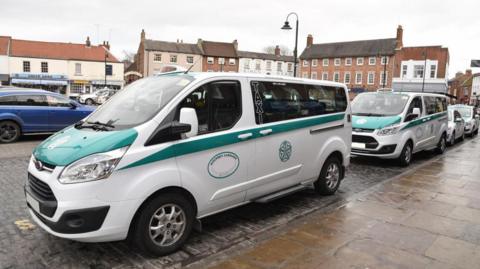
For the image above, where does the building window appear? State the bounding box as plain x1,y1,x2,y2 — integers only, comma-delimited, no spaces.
367,72,375,84
345,58,352,66
414,65,424,78
229,58,236,65
322,72,328,80
207,69,214,72
106,64,113,76
75,63,82,75
355,72,362,84
380,71,388,86
277,62,282,72
23,61,30,73
218,58,225,65
302,72,308,78
322,58,329,66
356,57,364,65
244,59,250,70
381,56,389,65
186,56,194,64
368,57,376,65
41,62,48,73
334,58,341,66
402,65,408,78
287,63,293,72
311,72,317,79
312,59,318,67
266,61,272,71
207,57,214,64
70,83,83,94
344,72,351,84
333,72,340,82
303,60,309,67
255,60,261,70
154,53,162,62
430,64,437,78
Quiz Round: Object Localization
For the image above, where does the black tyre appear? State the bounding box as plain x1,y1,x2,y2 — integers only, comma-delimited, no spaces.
130,193,195,256
0,120,21,143
461,131,465,141
314,156,342,195
448,132,455,146
397,141,413,167
85,98,94,105
435,133,447,154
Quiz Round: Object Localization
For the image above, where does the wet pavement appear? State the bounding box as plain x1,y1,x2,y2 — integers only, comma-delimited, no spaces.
0,136,478,268
203,138,480,269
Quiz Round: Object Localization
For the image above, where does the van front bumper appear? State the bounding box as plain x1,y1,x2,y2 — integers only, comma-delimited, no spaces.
351,132,404,159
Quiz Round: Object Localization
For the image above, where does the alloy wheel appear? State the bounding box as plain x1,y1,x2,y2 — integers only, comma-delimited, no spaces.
325,163,340,189
0,122,19,143
149,204,186,247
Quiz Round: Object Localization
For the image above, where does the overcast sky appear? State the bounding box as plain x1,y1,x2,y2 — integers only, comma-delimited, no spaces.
1,0,479,77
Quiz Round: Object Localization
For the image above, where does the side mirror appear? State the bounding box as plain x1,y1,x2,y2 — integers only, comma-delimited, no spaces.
475,115,479,119
455,117,463,123
69,101,78,109
412,107,421,116
179,107,198,138
168,122,191,135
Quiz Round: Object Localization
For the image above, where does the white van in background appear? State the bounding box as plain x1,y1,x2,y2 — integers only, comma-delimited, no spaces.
25,72,351,256
351,90,448,166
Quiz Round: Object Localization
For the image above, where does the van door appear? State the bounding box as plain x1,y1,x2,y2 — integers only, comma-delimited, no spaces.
174,79,255,215
422,96,446,148
403,96,428,150
245,81,331,200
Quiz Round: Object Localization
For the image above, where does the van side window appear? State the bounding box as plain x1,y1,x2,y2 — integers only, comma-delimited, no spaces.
179,80,242,135
406,97,423,115
423,96,436,115
435,97,447,112
251,81,347,124
0,95,17,105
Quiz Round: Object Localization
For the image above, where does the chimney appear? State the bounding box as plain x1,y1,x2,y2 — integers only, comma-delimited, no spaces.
274,45,281,56
466,69,473,76
177,38,179,43
233,39,238,50
197,38,203,51
306,34,313,47
396,25,403,49
105,41,110,50
85,36,91,47
141,29,146,41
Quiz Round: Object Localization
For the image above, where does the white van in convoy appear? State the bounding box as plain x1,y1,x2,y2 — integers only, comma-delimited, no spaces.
25,73,351,255
351,90,448,166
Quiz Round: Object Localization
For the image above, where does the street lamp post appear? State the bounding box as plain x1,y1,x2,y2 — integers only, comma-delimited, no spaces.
281,12,299,77
104,51,108,88
421,48,427,92
378,53,388,89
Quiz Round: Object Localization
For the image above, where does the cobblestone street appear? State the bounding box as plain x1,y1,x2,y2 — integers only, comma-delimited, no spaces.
0,136,468,269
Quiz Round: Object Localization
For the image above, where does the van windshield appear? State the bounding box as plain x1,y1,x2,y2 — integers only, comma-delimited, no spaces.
352,93,410,116
82,75,194,130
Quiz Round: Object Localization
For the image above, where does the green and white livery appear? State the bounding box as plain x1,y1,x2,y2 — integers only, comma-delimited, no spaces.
351,90,448,166
25,72,352,256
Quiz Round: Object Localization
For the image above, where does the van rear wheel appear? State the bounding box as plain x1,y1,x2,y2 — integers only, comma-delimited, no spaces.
0,120,20,143
130,193,194,256
314,156,342,195
435,133,447,154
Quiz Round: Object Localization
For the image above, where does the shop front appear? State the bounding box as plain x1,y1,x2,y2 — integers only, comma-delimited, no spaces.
90,80,124,91
10,73,68,94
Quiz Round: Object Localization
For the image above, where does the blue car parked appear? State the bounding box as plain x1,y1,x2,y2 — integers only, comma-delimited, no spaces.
0,88,95,143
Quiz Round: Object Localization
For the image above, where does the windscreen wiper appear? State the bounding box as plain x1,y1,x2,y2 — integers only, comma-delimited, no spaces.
75,120,115,131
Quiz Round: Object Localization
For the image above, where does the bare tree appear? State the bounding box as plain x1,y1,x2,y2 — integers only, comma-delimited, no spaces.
262,45,293,56
122,50,136,63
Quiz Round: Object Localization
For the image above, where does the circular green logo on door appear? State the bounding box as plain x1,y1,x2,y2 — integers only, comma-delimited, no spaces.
279,141,292,162
207,152,240,179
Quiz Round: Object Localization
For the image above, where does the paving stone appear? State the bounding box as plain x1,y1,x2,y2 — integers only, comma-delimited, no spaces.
425,236,480,269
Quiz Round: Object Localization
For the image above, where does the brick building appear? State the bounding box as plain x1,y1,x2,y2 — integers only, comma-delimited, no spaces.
199,39,239,72
448,69,474,104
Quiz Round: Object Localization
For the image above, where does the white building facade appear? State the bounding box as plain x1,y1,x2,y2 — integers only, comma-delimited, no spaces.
392,59,448,92
238,47,295,76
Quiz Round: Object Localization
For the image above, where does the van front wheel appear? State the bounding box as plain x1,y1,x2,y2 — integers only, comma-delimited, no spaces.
435,133,447,154
314,157,342,195
397,142,413,167
131,193,194,256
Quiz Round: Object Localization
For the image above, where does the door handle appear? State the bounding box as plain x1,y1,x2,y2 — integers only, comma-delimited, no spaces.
237,133,253,140
259,129,273,136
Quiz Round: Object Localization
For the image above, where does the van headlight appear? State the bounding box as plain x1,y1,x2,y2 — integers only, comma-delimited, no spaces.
377,126,400,136
58,147,128,184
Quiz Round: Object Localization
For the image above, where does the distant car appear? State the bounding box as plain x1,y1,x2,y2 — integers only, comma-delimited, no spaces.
0,88,95,143
95,88,118,105
447,107,465,145
450,104,480,136
78,88,111,105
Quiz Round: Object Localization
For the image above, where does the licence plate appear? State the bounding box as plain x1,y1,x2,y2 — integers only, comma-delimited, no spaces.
26,192,40,213
352,142,366,149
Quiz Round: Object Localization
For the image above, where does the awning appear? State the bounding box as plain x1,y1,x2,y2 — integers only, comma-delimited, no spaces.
90,80,124,86
0,74,9,81
11,78,68,86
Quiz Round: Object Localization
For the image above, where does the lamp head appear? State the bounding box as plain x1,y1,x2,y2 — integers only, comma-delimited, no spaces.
281,21,292,30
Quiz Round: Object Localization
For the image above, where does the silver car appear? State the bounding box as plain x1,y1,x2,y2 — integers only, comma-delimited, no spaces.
447,107,465,145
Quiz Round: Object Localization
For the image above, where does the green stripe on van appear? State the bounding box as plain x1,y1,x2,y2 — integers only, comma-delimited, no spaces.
402,112,447,130
122,113,345,169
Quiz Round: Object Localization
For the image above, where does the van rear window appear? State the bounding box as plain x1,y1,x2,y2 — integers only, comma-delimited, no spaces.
251,81,347,124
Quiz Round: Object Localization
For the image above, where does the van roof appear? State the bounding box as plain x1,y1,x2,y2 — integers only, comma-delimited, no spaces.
360,91,447,98
155,71,347,88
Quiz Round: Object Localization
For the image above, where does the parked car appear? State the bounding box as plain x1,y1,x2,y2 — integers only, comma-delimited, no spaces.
78,88,111,105
95,88,118,105
449,104,479,136
26,72,351,256
351,90,448,166
447,107,465,145
0,88,95,143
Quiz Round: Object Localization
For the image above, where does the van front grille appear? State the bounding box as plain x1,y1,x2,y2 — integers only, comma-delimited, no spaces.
27,173,56,201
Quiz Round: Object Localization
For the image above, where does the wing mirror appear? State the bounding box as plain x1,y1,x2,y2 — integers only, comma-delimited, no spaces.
405,107,421,122
455,118,463,123
69,101,78,109
179,107,198,138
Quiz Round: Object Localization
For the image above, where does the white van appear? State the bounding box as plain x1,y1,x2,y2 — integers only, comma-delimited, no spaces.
25,73,351,255
351,91,448,166
449,104,480,136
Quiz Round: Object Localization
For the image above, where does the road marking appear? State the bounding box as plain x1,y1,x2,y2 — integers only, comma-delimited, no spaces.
14,219,36,231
